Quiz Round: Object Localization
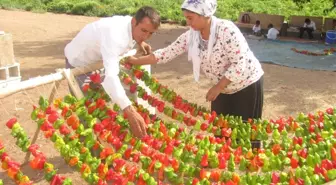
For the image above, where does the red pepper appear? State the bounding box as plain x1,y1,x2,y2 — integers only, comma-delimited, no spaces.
221,128,232,138
171,159,179,172
125,165,138,181
326,107,334,115
290,157,299,168
59,124,70,135
124,147,132,160
289,177,296,185
272,144,281,155
200,168,207,180
96,98,106,110
321,159,333,170
297,178,305,185
218,154,226,169
201,154,209,167
163,144,174,155
114,159,126,172
147,160,156,174
309,124,315,133
93,123,104,133
6,118,17,129
132,153,140,163
97,179,107,185
90,73,101,84
210,170,220,182
48,113,59,124
271,172,280,184
192,178,200,185
298,148,308,158
137,174,146,185
331,147,336,162
314,165,323,174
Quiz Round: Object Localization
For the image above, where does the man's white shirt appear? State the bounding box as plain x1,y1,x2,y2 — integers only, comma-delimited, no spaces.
65,15,136,109
267,28,279,40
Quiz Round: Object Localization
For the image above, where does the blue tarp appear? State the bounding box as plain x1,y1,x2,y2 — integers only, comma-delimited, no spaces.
247,39,336,71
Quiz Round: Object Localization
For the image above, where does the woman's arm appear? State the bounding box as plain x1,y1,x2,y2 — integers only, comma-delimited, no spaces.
127,30,189,65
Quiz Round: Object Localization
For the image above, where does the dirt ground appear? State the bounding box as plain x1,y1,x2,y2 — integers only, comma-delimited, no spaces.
0,9,336,184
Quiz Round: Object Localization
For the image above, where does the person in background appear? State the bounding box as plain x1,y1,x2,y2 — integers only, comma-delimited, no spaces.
252,20,262,36
64,6,161,139
299,18,316,39
266,24,279,40
126,0,264,148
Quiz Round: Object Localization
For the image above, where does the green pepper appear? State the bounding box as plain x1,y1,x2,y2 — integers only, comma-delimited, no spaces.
209,153,219,168
134,140,142,151
39,96,49,111
44,170,57,182
89,158,100,172
295,167,302,179
262,158,270,172
75,107,87,118
280,172,288,183
250,174,257,185
146,176,157,185
80,129,93,136
304,176,312,185
328,169,336,180
54,138,65,151
306,154,315,167
60,145,70,158
154,161,162,170
231,128,237,140
228,154,235,172
272,129,281,142
54,119,64,129
140,156,151,169
194,120,201,131
31,108,39,120
164,167,177,181
240,175,247,185
173,147,183,159
220,171,232,182
310,174,320,184
326,140,332,160
239,157,247,171
62,178,73,185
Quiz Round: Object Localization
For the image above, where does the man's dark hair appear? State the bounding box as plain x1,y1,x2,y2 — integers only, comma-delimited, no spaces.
256,20,260,25
134,6,161,28
333,19,336,23
305,18,311,24
268,24,273,28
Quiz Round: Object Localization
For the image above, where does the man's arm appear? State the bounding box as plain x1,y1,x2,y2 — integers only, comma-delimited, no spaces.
99,31,147,138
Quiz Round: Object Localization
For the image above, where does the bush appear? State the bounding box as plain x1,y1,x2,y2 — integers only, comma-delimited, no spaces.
1,0,335,23
47,1,74,13
70,1,106,16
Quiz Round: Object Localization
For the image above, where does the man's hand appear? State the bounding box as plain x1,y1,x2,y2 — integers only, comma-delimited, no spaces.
125,56,138,65
123,105,147,138
138,42,152,56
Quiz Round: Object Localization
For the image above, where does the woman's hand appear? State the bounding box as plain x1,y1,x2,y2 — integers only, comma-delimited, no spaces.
206,84,222,102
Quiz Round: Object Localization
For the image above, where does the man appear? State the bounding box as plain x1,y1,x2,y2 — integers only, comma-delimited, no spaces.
64,6,161,138
266,24,279,40
299,18,316,39
252,20,262,36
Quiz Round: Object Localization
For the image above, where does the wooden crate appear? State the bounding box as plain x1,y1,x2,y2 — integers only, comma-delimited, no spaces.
0,33,16,67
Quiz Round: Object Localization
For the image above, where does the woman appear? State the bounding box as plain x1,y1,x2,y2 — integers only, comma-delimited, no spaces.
126,0,264,147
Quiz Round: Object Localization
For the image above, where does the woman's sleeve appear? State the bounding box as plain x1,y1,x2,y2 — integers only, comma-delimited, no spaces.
153,30,189,64
222,22,250,83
